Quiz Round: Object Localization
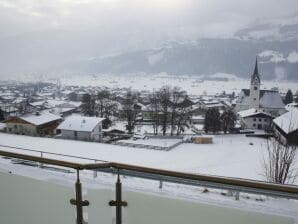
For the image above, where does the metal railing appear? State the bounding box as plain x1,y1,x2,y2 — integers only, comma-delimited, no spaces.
0,149,298,224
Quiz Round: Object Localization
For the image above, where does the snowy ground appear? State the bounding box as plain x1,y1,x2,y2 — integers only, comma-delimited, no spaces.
0,132,297,181
1,132,298,222
58,74,298,95
118,138,181,147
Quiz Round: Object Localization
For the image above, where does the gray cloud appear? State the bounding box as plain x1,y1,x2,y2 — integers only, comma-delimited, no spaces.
0,0,297,39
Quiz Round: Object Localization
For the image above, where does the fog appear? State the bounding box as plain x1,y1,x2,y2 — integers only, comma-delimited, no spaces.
0,0,297,78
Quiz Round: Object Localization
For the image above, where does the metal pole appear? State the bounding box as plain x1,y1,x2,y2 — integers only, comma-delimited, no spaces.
75,170,83,224
109,170,128,224
93,160,97,178
70,170,89,224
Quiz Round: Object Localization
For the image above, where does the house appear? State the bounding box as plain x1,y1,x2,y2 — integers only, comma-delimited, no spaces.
238,108,273,130
57,115,105,142
235,58,285,117
273,109,298,145
4,112,62,136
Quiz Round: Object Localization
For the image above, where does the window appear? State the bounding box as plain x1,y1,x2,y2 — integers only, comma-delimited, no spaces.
253,124,256,127
254,86,257,90
254,98,256,101
259,118,262,122
264,119,267,122
253,118,256,121
74,131,77,137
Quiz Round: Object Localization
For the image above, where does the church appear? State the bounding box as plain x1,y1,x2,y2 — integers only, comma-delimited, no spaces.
235,58,285,117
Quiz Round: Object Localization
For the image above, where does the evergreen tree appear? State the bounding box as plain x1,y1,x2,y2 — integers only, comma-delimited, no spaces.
284,89,293,105
0,109,4,121
221,109,237,134
122,90,138,134
204,108,221,133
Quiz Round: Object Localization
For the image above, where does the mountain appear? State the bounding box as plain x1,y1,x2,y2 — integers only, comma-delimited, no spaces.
235,13,298,41
71,38,298,81
0,13,298,81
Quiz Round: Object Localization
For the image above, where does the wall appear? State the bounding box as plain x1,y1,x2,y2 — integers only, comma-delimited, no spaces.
6,122,37,136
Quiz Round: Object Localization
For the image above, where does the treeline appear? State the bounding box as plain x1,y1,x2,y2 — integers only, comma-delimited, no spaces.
81,86,193,135
204,108,237,134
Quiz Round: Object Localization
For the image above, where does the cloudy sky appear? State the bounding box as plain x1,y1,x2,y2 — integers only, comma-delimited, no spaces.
1,0,298,41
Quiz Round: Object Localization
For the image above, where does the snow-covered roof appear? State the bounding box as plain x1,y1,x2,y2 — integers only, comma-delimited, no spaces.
240,89,284,109
273,109,298,134
260,90,284,109
20,112,61,126
285,103,298,112
238,108,272,118
57,115,105,132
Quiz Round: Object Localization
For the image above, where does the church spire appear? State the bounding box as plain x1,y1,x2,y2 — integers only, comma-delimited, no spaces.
251,56,260,84
253,56,259,75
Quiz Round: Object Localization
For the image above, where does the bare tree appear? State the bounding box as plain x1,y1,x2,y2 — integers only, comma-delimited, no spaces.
150,91,160,135
97,90,111,117
158,86,171,136
170,87,187,136
81,94,96,116
262,138,297,184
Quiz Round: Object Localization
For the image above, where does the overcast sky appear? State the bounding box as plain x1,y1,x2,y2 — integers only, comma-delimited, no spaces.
1,0,298,41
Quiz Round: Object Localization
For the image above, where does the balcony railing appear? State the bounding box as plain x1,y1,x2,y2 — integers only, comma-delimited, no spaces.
0,149,297,224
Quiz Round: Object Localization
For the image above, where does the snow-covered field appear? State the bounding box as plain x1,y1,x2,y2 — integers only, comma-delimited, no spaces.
58,74,298,95
0,132,296,181
1,132,298,222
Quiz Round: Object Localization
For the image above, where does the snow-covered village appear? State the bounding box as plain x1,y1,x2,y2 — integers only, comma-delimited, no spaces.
1,1,298,224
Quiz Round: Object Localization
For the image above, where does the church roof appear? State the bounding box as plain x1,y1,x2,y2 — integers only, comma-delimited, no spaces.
251,57,260,84
240,89,285,109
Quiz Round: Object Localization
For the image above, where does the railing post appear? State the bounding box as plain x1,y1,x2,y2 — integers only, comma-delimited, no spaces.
39,152,43,168
70,170,89,224
109,170,128,224
159,180,163,189
93,160,97,178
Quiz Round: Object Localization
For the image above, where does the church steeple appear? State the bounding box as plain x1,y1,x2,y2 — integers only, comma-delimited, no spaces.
251,56,260,84
249,56,261,109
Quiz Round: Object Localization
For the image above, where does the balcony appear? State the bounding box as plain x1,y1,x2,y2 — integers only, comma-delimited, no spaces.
0,149,297,224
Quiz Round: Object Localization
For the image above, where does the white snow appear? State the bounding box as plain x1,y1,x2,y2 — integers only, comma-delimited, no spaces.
1,132,296,182
238,108,272,118
287,51,298,63
57,115,105,132
17,112,61,126
55,74,298,96
0,132,298,221
273,109,298,134
119,138,181,147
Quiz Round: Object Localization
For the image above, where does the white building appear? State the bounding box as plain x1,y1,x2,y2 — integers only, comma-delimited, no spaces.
236,58,285,117
5,112,62,136
273,108,298,145
238,108,273,130
57,115,105,142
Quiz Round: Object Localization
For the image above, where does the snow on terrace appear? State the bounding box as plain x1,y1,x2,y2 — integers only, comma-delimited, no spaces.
118,138,181,147
0,132,293,182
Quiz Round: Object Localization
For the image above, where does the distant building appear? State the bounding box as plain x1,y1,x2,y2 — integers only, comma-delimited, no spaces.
273,109,298,145
4,112,62,136
236,58,285,117
238,108,273,130
57,115,105,142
